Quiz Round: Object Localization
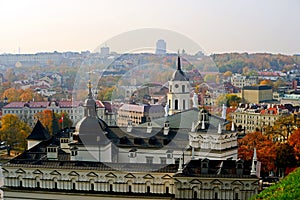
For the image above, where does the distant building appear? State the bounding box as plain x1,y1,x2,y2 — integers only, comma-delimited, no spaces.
242,85,273,104
100,46,110,57
232,103,292,133
231,74,258,89
117,103,164,126
155,39,166,55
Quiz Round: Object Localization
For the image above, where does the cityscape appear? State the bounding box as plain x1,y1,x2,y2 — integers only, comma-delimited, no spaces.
0,1,300,200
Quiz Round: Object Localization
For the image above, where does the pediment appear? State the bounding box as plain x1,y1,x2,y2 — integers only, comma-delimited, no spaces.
190,179,202,184
50,170,61,175
143,174,154,179
161,174,172,179
16,168,26,174
231,180,244,185
105,172,117,178
87,172,98,177
68,171,79,176
1,168,8,173
211,179,223,185
124,173,136,178
33,169,43,174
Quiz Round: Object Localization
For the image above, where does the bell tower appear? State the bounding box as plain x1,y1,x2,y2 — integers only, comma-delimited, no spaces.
167,54,190,115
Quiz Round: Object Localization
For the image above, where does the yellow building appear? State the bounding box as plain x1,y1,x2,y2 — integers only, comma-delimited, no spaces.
242,85,272,104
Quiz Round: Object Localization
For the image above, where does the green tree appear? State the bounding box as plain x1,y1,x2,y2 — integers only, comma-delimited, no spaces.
0,114,32,150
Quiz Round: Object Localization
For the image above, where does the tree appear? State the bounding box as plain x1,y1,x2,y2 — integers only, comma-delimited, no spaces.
238,131,277,173
20,88,34,102
275,143,297,174
0,114,31,150
289,129,300,161
2,88,22,102
35,110,55,135
223,71,232,77
57,112,73,130
265,114,299,142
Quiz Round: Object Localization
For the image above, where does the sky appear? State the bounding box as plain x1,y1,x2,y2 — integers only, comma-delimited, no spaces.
0,0,299,55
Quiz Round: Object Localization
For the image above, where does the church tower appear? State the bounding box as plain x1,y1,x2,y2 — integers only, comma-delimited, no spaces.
167,54,190,115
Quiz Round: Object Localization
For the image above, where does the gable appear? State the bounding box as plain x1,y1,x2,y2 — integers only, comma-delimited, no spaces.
1,168,8,173
33,169,43,175
86,172,98,177
211,179,223,185
190,179,202,184
124,173,136,179
50,170,61,176
68,171,79,176
15,168,26,174
161,174,172,179
143,174,154,179
231,180,244,185
105,172,117,178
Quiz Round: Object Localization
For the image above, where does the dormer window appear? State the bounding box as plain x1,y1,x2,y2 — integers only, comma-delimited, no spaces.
166,151,173,159
129,148,137,158
71,147,78,156
47,146,57,153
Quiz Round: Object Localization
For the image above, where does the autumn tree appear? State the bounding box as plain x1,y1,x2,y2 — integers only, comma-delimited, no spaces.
265,114,300,142
238,131,277,173
0,114,32,150
20,88,34,102
2,88,22,102
35,110,72,134
275,143,297,174
289,129,300,161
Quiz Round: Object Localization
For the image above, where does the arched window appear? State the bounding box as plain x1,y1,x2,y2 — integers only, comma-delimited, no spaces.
128,185,132,193
194,191,197,199
90,183,94,191
182,85,185,93
147,186,151,193
175,100,178,110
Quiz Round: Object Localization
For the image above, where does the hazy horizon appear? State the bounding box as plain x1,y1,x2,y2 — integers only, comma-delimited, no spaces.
0,0,299,55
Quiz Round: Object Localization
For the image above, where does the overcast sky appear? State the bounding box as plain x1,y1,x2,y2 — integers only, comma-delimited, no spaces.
0,0,299,55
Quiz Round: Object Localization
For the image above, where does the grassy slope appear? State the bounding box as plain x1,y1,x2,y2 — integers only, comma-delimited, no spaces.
252,168,300,200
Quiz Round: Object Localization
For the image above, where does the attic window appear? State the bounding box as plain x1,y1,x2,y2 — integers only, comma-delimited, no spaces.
60,138,69,143
129,152,136,158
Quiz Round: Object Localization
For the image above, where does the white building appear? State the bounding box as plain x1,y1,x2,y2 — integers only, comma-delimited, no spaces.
155,39,166,55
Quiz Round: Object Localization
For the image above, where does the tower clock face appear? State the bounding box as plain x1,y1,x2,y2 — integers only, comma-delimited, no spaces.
175,84,179,88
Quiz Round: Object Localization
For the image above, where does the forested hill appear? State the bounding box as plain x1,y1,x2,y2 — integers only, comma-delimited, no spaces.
211,53,300,74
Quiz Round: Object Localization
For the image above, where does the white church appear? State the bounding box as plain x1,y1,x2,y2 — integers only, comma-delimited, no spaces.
1,55,259,199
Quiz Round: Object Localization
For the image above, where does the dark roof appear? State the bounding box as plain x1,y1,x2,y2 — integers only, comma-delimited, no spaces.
174,159,256,178
243,85,272,90
26,120,51,141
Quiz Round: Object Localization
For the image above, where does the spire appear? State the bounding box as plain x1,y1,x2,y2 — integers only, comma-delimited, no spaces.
88,79,93,99
231,121,235,131
177,51,181,71
217,123,222,134
201,113,205,129
251,148,257,176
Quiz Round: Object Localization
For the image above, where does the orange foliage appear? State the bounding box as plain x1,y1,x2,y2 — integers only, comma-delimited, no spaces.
238,131,277,172
289,129,300,161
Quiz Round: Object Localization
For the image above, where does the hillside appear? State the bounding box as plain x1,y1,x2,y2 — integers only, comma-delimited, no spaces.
252,168,300,200
212,53,300,73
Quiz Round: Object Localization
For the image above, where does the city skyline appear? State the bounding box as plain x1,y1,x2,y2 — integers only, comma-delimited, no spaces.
0,0,299,55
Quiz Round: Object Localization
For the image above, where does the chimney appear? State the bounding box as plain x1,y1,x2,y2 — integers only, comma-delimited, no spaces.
177,156,183,173
127,120,133,133
164,121,170,135
147,121,152,133
191,121,196,132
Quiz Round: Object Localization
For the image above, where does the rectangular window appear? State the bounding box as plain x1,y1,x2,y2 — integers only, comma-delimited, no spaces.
146,157,153,164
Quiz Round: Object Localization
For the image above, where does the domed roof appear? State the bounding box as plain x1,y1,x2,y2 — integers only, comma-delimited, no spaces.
74,79,109,145
170,55,188,81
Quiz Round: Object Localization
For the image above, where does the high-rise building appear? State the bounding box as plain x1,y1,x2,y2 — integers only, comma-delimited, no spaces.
100,46,110,57
155,39,166,55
